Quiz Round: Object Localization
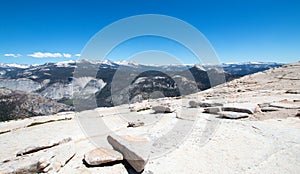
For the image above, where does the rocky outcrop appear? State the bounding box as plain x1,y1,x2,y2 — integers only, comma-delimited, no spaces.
41,78,106,100
0,78,42,92
0,87,73,121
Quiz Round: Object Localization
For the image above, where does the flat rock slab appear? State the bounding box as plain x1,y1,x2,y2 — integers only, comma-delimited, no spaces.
16,137,72,156
84,148,123,166
270,102,300,109
0,113,74,135
0,141,75,174
222,103,259,114
203,107,222,114
218,111,249,119
107,135,150,172
261,107,280,112
286,89,300,94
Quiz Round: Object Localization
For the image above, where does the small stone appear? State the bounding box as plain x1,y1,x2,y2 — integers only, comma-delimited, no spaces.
152,106,173,113
218,111,249,119
237,89,246,92
107,135,150,172
38,157,50,169
84,148,123,166
203,107,222,114
127,121,145,128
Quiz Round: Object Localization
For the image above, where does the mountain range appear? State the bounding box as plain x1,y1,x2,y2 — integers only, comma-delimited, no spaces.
0,60,283,121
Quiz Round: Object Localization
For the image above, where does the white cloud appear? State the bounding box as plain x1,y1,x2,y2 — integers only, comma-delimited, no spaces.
27,52,62,58
74,54,81,57
4,53,21,58
27,52,72,58
63,53,72,58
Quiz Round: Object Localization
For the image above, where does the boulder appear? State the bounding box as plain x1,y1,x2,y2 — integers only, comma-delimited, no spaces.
270,102,300,109
188,100,199,108
84,148,123,166
152,106,173,113
107,135,150,172
218,111,249,119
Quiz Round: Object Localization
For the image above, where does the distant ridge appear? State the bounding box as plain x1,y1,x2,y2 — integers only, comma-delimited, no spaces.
0,60,283,112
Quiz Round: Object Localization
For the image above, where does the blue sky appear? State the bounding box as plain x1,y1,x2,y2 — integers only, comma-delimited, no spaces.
0,0,299,64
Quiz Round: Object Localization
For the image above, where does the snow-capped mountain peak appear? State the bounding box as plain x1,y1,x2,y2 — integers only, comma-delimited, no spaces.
0,63,30,69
